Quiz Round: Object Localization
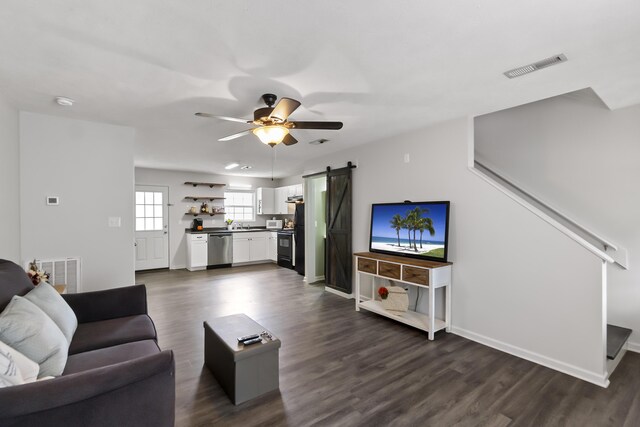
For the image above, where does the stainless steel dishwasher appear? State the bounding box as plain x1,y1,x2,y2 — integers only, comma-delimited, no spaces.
207,232,233,268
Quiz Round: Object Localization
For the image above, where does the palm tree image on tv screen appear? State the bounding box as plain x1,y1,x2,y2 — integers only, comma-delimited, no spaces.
370,202,449,260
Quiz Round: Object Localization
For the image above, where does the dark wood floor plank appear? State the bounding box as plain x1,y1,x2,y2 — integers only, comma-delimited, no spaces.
136,265,640,427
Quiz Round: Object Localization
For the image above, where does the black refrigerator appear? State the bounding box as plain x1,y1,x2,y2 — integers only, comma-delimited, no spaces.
294,203,305,275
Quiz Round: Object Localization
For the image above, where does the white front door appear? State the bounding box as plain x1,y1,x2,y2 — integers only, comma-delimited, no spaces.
135,185,169,271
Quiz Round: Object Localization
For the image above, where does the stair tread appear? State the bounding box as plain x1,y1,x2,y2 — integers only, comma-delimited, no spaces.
607,324,632,360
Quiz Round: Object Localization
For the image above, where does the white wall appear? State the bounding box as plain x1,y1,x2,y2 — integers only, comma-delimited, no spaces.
299,117,607,384
135,168,284,269
278,174,304,187
0,96,21,263
20,112,135,292
474,91,640,347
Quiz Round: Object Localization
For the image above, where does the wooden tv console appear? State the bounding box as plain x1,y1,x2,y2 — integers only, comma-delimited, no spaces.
354,252,452,340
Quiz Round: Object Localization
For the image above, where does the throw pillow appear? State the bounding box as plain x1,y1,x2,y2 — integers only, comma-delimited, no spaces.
0,342,24,387
0,296,68,377
0,340,39,384
24,282,78,344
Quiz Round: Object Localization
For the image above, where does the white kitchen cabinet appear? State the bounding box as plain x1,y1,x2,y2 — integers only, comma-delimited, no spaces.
256,187,275,215
233,237,251,263
275,187,288,214
187,233,208,271
250,237,267,261
233,232,269,263
268,232,277,262
294,183,303,197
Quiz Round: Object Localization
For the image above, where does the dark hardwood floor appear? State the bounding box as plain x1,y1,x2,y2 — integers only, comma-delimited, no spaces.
136,264,640,427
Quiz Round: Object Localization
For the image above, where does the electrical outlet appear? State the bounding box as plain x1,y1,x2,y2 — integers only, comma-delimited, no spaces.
108,217,122,227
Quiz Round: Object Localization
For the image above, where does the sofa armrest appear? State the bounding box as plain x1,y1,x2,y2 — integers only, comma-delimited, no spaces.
0,350,175,426
62,284,148,323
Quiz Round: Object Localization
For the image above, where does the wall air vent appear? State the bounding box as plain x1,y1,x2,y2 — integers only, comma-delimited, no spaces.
504,54,567,79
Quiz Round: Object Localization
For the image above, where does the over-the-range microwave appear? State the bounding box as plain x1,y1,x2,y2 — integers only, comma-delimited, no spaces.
265,219,283,229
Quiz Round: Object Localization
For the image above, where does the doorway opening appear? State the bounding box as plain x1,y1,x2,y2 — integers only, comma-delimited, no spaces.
304,176,326,283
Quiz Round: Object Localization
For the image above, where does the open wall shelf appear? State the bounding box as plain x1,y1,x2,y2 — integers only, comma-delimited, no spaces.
184,182,226,188
185,212,226,217
184,196,226,201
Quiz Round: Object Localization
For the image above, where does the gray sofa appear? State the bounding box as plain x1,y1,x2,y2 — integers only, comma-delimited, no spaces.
0,259,175,427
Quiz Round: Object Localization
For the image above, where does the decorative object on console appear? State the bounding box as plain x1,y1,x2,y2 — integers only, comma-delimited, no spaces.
380,285,409,314
26,260,49,286
378,286,389,300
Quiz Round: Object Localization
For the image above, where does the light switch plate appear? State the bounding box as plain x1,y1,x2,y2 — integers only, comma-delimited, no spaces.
108,217,122,227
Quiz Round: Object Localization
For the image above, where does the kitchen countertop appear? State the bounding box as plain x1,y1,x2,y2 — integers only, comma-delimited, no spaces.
185,227,291,234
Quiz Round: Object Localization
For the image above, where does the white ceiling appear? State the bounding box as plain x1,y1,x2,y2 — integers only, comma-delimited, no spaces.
1,1,639,178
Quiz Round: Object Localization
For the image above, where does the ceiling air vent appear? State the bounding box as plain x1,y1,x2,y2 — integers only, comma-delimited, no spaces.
504,54,567,79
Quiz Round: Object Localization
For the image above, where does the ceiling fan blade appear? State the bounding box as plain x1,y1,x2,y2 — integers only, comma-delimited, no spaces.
218,129,254,141
268,98,301,122
289,121,343,130
282,134,298,146
195,113,252,124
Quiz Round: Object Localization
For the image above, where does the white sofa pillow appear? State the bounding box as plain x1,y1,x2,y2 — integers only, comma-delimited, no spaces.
25,282,77,344
0,340,39,387
0,296,68,377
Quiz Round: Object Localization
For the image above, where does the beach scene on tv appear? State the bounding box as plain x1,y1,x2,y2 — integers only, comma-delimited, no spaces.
370,202,448,259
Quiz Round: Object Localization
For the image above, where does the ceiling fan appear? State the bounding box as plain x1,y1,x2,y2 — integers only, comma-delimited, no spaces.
195,93,343,147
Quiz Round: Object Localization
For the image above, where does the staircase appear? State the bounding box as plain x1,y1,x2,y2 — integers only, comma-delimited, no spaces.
608,325,632,360
469,159,631,382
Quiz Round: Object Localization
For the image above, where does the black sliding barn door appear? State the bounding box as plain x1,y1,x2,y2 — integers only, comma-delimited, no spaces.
325,166,352,293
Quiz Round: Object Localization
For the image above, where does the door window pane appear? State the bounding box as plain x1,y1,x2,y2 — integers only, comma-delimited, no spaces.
136,190,164,231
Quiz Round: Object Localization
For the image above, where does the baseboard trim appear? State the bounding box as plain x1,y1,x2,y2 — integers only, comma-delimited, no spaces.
627,341,640,353
324,286,353,299
451,326,609,388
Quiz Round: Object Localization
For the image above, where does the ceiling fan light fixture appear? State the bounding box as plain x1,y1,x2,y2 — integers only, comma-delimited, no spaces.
252,125,289,147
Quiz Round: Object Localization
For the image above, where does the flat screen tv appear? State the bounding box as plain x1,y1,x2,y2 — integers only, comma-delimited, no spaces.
369,201,450,262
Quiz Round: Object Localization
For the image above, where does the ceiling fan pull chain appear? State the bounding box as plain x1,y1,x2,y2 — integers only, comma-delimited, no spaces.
272,147,276,181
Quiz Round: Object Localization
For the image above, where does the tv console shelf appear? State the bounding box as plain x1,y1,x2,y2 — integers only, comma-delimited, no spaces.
354,252,452,340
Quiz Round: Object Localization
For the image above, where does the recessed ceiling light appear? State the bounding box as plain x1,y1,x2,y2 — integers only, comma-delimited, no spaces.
224,163,239,170
240,165,252,170
309,138,329,145
55,96,74,107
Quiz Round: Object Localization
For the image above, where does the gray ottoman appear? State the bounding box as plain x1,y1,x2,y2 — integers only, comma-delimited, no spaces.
204,313,281,405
